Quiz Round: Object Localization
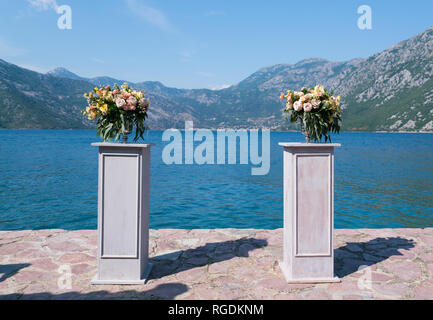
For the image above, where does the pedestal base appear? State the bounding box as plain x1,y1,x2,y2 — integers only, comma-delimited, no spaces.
279,262,340,284
91,262,153,285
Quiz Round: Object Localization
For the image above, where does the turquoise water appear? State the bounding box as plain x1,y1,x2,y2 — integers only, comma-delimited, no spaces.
0,130,432,230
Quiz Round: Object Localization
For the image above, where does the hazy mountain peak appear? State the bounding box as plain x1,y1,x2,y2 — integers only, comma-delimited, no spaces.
49,67,69,73
136,80,165,87
47,67,84,81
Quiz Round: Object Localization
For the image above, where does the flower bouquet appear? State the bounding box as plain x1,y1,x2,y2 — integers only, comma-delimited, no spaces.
280,85,341,142
83,83,149,143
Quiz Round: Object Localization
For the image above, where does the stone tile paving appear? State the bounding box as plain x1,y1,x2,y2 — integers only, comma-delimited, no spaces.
0,228,432,300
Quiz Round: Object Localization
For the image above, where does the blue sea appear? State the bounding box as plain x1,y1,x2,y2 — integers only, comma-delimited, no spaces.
0,130,432,230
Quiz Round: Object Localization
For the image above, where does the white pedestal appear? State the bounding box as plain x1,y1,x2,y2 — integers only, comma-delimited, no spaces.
91,143,154,285
278,143,341,284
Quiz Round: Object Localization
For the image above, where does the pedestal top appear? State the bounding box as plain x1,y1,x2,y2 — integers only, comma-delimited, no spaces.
91,143,155,148
278,142,341,148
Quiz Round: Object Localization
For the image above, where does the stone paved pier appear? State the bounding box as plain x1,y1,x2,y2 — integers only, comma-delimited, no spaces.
0,228,432,300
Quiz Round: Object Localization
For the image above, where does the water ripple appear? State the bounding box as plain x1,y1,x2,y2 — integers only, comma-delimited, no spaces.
0,130,432,230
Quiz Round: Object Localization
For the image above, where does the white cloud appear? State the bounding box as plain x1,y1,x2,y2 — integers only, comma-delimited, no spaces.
178,50,195,62
211,84,231,91
27,0,59,11
126,0,174,32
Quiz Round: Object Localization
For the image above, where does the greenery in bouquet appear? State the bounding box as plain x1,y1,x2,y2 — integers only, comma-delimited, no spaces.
280,85,341,142
82,83,149,142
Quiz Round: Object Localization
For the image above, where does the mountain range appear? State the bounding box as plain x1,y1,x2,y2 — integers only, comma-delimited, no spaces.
1,26,433,131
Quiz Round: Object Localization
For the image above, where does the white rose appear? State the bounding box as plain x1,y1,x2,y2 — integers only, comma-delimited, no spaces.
303,103,313,112
311,99,321,108
115,98,126,108
293,101,303,111
285,102,293,111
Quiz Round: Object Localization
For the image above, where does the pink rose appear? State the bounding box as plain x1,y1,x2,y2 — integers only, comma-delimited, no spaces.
124,103,136,111
311,99,321,108
127,96,137,106
115,98,126,108
303,103,313,112
293,101,303,111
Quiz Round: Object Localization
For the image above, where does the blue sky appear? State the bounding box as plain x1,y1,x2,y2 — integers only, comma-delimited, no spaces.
0,0,432,89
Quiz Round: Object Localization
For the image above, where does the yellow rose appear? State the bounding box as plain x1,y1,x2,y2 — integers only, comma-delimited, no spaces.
100,104,108,113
